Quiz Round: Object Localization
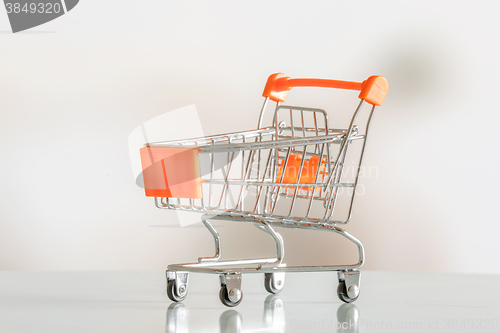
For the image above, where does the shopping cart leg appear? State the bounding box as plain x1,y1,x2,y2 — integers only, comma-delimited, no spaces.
198,215,221,263
254,221,286,293
166,270,189,302
254,221,285,268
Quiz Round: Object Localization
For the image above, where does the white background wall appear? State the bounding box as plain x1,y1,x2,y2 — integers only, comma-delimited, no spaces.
0,1,499,274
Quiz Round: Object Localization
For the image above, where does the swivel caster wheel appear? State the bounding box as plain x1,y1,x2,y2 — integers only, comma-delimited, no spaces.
337,270,360,303
166,271,189,302
337,281,359,303
219,273,243,307
219,285,243,307
264,272,285,294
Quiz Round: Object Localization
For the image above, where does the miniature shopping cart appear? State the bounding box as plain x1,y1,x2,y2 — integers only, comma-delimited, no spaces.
140,73,388,307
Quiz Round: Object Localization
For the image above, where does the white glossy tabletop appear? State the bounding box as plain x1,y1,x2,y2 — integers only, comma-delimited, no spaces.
0,270,498,332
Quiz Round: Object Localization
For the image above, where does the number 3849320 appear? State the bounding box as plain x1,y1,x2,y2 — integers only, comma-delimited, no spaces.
5,3,62,14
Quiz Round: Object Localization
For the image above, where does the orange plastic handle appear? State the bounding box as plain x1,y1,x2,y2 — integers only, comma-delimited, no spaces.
262,73,388,106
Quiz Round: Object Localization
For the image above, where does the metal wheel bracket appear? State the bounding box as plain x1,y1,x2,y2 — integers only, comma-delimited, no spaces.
270,272,285,291
167,271,189,298
338,270,360,299
220,273,243,303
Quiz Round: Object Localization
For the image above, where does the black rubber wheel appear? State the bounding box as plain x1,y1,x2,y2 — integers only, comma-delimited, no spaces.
167,280,187,302
219,285,243,307
264,273,284,294
337,281,358,303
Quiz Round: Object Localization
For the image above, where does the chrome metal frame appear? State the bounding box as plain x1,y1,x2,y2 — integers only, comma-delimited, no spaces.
147,95,377,302
167,214,364,275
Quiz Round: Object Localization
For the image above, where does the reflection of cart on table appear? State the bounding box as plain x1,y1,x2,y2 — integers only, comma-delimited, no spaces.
140,73,388,307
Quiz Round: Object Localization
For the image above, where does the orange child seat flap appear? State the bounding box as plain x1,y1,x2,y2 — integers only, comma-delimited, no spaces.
140,146,202,199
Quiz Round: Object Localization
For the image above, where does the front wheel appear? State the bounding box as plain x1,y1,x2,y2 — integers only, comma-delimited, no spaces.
337,281,359,303
167,280,187,302
219,285,243,307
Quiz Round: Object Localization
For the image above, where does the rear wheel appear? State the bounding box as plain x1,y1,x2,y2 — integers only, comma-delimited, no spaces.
264,273,285,294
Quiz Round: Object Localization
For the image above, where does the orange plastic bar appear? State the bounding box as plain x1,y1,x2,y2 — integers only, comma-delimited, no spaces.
276,154,327,190
262,73,388,106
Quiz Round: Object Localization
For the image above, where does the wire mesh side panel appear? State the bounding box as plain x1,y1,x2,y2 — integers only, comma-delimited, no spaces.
263,105,370,224
155,102,375,225
154,127,276,213
154,108,339,222
273,106,332,198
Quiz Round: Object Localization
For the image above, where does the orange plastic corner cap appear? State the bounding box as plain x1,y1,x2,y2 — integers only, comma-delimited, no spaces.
358,76,389,106
140,146,202,199
262,73,291,103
